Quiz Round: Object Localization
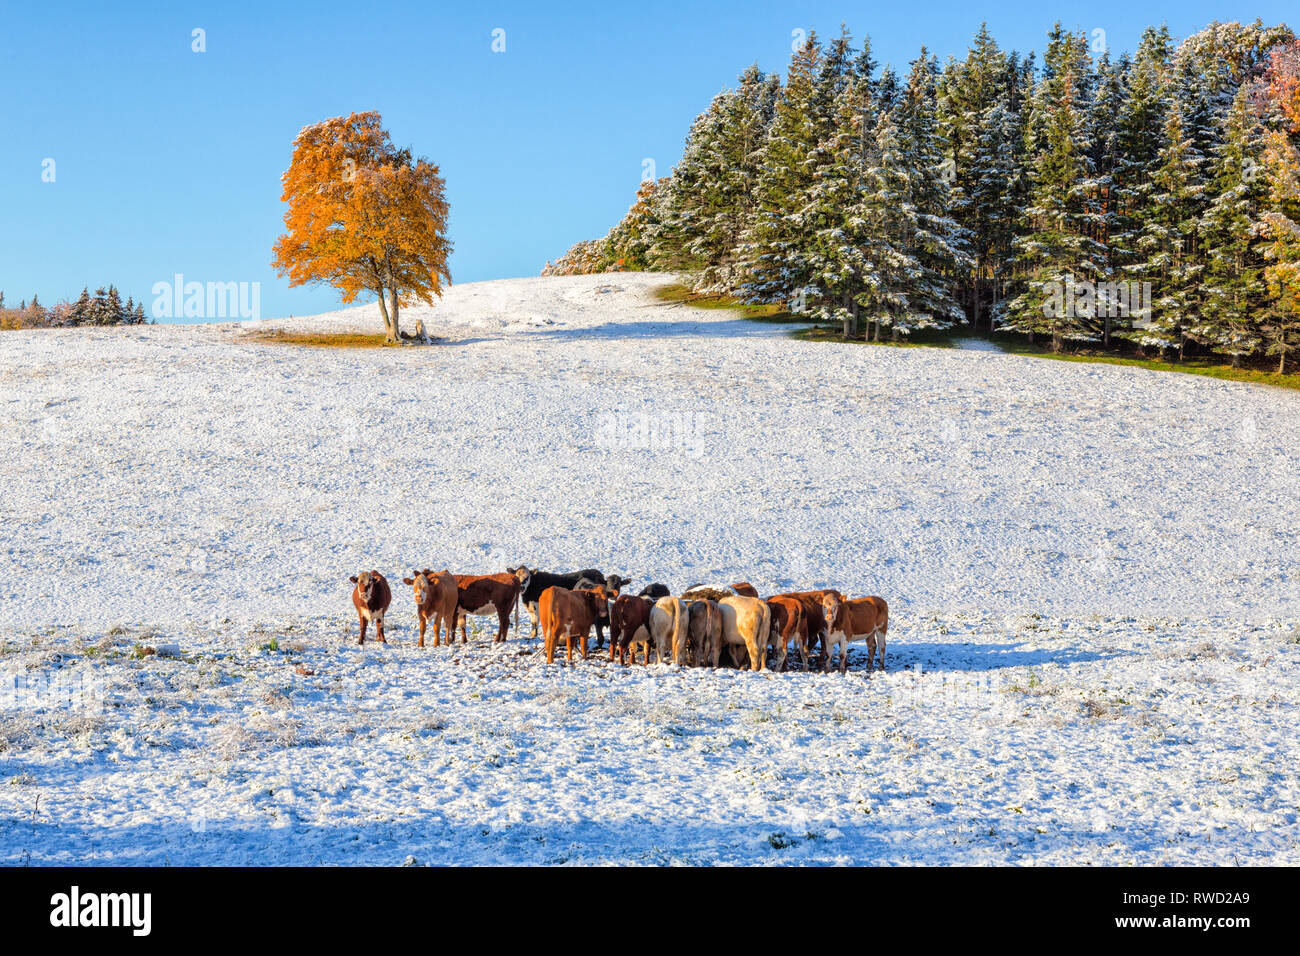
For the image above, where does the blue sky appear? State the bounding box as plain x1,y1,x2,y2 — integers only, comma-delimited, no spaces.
1,1,1294,320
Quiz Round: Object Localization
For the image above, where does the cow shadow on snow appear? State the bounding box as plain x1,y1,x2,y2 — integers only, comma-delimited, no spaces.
885,640,1120,674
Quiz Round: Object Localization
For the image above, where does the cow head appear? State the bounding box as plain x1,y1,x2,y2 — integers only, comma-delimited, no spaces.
605,574,631,596
821,593,842,629
351,570,384,604
585,585,612,621
507,566,532,591
402,570,432,605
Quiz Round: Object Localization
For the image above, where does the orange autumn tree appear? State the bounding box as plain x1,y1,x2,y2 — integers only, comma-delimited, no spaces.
1260,41,1300,372
272,111,452,342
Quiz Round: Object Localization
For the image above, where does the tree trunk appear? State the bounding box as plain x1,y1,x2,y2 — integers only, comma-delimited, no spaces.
375,285,395,340
387,286,401,342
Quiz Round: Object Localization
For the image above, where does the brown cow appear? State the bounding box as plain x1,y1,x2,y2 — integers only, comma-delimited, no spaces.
453,573,521,643
731,582,759,598
820,594,885,673
687,599,723,668
401,569,459,648
540,585,611,664
863,595,889,669
609,594,655,665
349,570,392,646
766,595,808,671
770,590,841,667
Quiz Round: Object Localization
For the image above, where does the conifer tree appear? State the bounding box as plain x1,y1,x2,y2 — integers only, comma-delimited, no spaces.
1194,86,1271,363
1002,25,1106,349
739,34,825,307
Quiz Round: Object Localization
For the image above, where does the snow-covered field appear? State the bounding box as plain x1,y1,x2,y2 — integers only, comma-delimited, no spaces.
1,272,1297,864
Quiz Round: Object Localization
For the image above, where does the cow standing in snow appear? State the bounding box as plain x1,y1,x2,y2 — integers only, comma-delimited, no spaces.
350,570,392,645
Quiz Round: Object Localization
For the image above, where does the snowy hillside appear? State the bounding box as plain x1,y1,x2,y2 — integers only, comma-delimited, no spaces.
1,272,1297,865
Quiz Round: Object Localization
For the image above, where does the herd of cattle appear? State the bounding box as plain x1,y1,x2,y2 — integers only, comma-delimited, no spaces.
347,566,889,673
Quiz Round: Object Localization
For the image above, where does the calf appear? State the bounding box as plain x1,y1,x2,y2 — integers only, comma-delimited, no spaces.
540,585,611,664
649,596,689,665
609,594,655,666
454,573,521,643
766,595,808,671
401,569,459,648
687,599,723,668
349,571,392,646
820,594,882,673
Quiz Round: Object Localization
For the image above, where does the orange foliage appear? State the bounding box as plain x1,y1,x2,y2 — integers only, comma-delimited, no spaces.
272,111,452,341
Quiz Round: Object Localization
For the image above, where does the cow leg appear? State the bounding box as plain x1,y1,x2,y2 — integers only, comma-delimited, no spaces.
875,630,886,670
497,609,509,643
579,631,589,661
357,615,367,646
594,620,605,651
418,612,427,649
376,614,386,644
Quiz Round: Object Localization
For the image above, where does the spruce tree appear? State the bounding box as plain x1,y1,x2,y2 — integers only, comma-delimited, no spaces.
1194,86,1270,363
69,287,92,326
1003,25,1106,350
738,34,825,306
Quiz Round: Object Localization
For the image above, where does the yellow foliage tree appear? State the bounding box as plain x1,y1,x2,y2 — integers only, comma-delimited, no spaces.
272,111,452,342
1260,41,1300,372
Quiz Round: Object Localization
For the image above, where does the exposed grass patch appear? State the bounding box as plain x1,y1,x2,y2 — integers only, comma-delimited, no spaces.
652,283,802,322
245,329,403,349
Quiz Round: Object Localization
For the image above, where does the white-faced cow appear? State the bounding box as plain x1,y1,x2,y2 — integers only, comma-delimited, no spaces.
820,593,889,673
349,570,392,646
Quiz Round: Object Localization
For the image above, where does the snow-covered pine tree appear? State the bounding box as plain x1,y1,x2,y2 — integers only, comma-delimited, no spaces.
106,285,125,326
894,50,972,332
738,34,825,307
650,65,780,290
805,75,877,335
69,287,91,326
1193,86,1271,363
938,24,1023,329
89,287,112,326
1002,24,1106,350
1121,93,1207,359
1110,26,1174,287
1086,52,1125,345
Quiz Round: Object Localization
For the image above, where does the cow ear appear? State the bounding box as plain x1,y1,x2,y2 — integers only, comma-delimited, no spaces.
402,578,414,586
349,576,359,584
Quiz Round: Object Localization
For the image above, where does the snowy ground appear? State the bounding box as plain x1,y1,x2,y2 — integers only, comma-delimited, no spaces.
1,272,1297,864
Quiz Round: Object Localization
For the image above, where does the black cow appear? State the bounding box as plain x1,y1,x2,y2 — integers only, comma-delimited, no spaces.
508,567,623,647
638,583,671,599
